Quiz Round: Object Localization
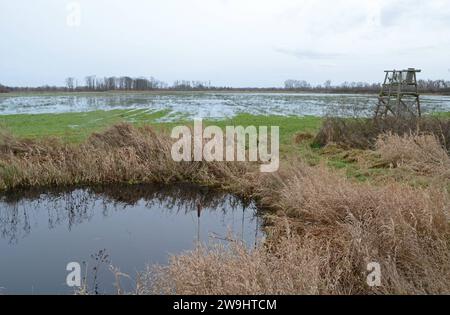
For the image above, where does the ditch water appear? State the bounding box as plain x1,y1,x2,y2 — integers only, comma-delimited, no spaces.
0,183,261,295
1,92,450,119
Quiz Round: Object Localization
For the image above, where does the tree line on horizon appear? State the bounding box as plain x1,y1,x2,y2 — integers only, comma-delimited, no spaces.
1,76,450,93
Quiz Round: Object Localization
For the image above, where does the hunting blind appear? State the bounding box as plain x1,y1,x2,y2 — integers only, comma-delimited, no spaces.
375,68,421,118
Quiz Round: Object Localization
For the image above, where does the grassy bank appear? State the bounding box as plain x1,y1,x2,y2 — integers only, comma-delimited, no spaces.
1,110,361,180
1,111,449,294
1,110,449,184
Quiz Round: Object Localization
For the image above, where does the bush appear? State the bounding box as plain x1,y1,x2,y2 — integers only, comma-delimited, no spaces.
314,116,450,151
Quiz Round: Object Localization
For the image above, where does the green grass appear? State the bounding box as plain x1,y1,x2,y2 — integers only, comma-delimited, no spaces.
0,110,323,144
431,111,450,118
210,114,321,144
0,109,169,142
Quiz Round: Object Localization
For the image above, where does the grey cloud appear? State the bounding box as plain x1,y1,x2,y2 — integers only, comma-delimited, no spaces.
380,0,450,27
275,48,344,60
393,43,450,56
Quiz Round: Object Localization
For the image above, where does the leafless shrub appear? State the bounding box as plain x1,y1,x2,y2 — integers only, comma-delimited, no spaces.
314,116,450,151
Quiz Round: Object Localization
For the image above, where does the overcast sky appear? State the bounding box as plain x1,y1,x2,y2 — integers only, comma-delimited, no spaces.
1,0,450,87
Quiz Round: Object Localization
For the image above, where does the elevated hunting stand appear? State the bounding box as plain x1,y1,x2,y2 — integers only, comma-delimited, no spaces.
375,68,421,118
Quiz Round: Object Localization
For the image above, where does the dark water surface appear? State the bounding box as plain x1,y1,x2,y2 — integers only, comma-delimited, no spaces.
0,184,261,294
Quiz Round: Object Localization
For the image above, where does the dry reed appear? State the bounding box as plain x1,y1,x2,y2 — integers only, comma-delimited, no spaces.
0,124,256,195
375,133,450,178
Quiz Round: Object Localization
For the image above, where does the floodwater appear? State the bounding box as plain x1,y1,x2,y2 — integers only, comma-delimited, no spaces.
0,184,261,295
1,92,449,120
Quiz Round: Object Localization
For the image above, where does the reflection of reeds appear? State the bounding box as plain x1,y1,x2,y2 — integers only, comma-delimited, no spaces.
0,189,94,243
0,183,256,244
90,182,249,215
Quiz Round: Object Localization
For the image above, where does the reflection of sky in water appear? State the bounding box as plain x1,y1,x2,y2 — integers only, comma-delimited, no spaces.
1,92,449,120
0,184,261,294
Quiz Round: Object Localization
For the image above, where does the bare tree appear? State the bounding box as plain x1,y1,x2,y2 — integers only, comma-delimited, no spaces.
85,75,96,91
65,77,75,91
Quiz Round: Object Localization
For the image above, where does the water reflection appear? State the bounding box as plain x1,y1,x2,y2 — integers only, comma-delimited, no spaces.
0,184,261,294
0,183,258,244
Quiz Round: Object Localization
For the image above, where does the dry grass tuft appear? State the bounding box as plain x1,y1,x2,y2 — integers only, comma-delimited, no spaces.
139,234,325,295
375,133,450,178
